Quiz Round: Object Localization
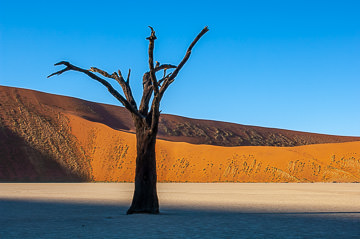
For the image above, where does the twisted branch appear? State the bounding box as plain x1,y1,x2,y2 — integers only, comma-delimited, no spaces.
88,67,137,109
48,61,142,118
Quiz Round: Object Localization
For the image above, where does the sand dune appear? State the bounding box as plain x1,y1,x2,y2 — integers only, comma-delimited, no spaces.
68,114,360,182
1,85,360,182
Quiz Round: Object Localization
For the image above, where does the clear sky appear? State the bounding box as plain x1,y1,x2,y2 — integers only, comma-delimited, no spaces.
1,0,359,136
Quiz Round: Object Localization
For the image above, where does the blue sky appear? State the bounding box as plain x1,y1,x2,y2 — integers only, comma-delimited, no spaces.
1,0,359,136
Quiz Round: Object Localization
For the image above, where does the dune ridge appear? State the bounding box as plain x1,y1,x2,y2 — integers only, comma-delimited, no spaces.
1,85,359,147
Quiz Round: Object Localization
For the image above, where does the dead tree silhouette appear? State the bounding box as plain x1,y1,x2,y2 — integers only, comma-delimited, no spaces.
48,26,208,214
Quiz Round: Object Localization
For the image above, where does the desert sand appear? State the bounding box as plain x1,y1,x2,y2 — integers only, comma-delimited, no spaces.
1,183,359,238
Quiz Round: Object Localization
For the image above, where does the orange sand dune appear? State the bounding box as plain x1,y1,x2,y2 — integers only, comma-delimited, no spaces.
68,114,360,183
1,85,360,182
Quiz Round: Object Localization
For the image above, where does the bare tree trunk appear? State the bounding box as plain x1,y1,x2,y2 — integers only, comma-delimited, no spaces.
127,118,159,214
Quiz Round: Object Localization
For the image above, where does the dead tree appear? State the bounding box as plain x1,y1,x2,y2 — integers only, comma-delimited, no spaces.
48,26,208,214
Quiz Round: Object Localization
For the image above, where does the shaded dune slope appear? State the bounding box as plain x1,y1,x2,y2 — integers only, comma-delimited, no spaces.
1,85,359,182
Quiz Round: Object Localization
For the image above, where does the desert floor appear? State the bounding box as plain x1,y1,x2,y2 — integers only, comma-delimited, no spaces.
1,183,359,238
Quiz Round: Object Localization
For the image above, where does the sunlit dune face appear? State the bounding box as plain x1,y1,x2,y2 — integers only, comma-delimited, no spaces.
67,114,360,183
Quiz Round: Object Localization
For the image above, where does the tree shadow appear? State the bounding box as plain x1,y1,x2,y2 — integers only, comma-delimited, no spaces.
1,199,359,238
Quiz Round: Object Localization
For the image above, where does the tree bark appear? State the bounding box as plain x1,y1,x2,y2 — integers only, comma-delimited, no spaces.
127,117,159,214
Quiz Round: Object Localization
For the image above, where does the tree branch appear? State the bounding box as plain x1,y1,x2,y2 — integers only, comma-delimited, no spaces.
48,61,143,119
158,73,172,85
155,64,176,72
160,26,209,98
139,73,152,115
126,69,131,84
147,26,159,95
89,67,116,79
88,67,138,110
113,69,138,109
